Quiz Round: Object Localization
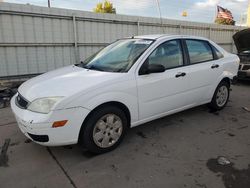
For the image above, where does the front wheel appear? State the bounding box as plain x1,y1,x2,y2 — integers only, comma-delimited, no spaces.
209,80,230,111
80,106,128,154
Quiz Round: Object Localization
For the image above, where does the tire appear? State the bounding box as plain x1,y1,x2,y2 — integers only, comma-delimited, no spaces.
209,80,230,111
0,98,5,109
80,105,128,154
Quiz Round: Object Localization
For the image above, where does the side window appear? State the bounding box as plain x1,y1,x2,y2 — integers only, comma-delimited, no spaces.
186,40,213,64
148,40,183,69
211,45,224,59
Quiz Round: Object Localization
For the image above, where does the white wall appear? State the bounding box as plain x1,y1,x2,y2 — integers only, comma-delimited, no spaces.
0,2,245,78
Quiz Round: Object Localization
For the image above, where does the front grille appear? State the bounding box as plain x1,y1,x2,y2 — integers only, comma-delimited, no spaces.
15,93,29,109
242,65,250,70
238,71,247,77
239,65,242,70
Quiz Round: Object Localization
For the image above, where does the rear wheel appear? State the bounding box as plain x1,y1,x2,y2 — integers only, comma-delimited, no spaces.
209,80,230,110
80,106,127,154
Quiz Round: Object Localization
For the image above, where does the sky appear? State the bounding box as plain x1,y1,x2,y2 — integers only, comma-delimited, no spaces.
3,0,250,25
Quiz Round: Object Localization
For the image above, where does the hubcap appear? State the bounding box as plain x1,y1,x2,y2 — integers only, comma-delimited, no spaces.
93,114,123,148
216,85,228,107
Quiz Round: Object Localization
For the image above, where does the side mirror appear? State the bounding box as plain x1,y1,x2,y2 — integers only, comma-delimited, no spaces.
147,64,165,74
139,59,165,75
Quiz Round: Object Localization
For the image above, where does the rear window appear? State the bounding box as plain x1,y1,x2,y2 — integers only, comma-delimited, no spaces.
211,45,224,59
186,40,213,64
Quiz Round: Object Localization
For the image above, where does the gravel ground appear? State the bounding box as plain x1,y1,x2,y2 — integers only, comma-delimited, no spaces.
0,81,249,188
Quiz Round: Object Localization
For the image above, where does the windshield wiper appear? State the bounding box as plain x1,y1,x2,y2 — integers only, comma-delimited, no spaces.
84,65,105,71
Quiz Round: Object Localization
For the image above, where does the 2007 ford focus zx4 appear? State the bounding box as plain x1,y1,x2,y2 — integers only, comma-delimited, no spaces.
11,34,239,153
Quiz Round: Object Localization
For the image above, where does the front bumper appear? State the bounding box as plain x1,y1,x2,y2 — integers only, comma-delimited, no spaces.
11,94,90,146
238,70,250,80
238,63,250,80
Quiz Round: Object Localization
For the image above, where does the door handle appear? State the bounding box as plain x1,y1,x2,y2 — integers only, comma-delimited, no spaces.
175,72,186,78
211,64,219,69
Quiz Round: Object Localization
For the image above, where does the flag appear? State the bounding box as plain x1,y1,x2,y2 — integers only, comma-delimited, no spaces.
217,5,233,20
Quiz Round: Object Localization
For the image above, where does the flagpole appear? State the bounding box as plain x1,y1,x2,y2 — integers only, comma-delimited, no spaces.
215,5,218,21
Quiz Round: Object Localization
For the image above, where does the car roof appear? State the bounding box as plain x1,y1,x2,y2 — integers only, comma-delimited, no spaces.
133,34,170,40
133,34,209,41
127,34,227,56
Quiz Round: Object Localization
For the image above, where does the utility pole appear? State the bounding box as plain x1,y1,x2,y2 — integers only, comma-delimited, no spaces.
48,0,51,8
155,0,164,33
247,0,250,27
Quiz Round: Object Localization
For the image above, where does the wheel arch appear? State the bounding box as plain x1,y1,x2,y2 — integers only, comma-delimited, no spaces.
78,101,131,143
220,77,231,87
208,76,231,110
208,76,231,103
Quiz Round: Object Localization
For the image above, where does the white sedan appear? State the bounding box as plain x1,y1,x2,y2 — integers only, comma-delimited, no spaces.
11,34,239,153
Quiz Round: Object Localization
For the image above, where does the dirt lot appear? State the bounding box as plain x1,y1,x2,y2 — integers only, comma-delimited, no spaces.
0,82,250,188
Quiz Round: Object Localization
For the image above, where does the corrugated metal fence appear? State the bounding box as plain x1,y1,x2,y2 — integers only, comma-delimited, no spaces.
0,2,246,79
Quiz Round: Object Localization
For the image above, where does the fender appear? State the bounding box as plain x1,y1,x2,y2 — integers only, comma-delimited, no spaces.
68,91,139,124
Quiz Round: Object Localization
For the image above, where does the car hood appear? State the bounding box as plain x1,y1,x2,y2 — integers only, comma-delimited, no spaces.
233,29,250,54
18,65,124,102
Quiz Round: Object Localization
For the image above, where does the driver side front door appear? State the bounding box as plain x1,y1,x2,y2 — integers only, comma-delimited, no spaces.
136,39,192,121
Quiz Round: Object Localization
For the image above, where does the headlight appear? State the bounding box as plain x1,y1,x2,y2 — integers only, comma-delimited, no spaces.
27,97,64,114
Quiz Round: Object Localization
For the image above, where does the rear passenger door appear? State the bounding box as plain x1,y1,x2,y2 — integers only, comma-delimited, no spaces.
183,39,223,104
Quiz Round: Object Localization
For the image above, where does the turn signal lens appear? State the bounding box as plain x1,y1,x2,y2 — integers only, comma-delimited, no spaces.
52,120,68,128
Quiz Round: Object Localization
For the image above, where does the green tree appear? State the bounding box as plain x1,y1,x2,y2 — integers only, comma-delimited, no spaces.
215,18,235,26
93,0,116,14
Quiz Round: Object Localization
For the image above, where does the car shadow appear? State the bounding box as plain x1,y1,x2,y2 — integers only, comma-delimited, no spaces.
235,80,250,86
50,104,211,159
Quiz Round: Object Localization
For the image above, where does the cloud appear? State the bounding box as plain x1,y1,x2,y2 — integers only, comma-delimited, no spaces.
109,0,158,17
111,0,153,10
195,0,248,8
196,0,219,8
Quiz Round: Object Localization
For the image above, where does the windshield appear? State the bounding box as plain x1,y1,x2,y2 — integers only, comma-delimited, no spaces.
242,50,250,54
77,39,154,72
